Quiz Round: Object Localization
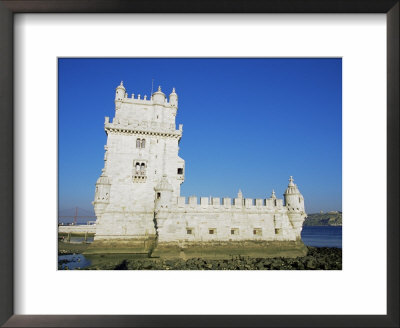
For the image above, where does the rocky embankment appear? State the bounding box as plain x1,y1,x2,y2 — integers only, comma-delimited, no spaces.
304,212,342,226
84,247,341,270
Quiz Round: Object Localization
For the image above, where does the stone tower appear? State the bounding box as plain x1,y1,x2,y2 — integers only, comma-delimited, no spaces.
90,82,185,253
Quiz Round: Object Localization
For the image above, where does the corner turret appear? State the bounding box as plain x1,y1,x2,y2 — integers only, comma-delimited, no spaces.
169,87,178,107
93,169,111,216
284,176,306,238
115,81,126,110
154,175,173,210
115,81,126,102
284,176,305,212
152,86,166,105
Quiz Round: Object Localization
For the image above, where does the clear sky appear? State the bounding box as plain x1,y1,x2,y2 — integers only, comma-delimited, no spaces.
58,58,342,218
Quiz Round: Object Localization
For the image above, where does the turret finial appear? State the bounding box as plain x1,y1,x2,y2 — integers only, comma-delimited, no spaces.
158,85,161,92
289,176,294,186
271,189,276,199
238,189,243,198
120,81,123,86
172,87,176,93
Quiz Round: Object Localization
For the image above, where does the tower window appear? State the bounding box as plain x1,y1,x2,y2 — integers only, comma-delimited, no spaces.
231,228,239,235
177,168,183,175
209,229,216,235
186,228,192,234
136,138,141,148
253,228,262,236
140,163,146,174
156,192,161,199
141,139,146,148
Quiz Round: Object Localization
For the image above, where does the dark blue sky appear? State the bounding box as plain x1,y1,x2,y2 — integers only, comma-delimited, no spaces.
58,58,341,217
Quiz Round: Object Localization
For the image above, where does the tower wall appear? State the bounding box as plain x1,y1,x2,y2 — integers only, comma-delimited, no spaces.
155,196,300,243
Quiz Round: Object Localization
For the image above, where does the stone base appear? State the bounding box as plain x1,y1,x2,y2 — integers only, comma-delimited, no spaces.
151,240,308,259
83,237,157,255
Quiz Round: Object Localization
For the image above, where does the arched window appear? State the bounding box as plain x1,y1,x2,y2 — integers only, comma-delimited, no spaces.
141,139,146,148
136,138,141,148
140,163,146,174
135,162,140,174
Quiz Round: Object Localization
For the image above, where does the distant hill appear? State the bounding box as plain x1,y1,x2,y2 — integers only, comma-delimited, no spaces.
303,211,342,226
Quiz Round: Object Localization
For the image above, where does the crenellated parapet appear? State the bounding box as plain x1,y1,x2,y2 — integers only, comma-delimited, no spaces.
115,82,178,109
172,195,286,213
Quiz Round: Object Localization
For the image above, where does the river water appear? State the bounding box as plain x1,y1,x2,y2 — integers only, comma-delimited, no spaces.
301,226,342,248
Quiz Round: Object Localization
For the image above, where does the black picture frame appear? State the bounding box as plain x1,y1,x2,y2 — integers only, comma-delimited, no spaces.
0,1,398,327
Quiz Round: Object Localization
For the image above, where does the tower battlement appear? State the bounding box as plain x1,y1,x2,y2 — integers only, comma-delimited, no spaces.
115,82,178,108
172,195,286,210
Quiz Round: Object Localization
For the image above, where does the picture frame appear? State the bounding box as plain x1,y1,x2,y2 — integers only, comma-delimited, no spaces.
0,0,398,327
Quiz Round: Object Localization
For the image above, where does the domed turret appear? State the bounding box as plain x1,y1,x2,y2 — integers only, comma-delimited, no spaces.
169,87,178,107
152,85,166,105
115,81,126,102
96,169,110,186
284,176,305,212
284,176,306,238
154,175,173,210
155,174,173,192
93,169,111,216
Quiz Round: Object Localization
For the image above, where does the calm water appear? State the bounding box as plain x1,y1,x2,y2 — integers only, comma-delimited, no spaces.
301,226,342,248
58,254,91,270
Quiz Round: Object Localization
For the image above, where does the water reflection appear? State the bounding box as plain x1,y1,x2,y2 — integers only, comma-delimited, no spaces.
58,254,91,270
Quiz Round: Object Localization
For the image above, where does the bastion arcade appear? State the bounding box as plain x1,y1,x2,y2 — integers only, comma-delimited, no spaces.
87,82,307,258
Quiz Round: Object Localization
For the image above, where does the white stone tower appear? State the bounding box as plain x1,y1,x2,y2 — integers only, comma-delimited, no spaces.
91,82,185,252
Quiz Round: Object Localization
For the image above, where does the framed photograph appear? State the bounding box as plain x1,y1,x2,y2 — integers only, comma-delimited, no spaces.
0,1,398,327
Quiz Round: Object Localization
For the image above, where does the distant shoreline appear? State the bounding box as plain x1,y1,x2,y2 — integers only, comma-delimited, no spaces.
303,212,342,226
